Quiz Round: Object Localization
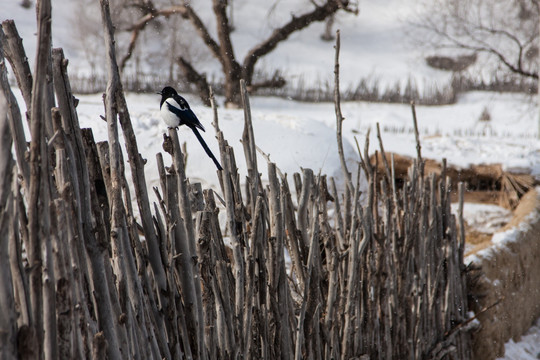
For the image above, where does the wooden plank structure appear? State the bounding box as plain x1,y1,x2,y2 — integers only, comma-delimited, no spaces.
0,1,472,359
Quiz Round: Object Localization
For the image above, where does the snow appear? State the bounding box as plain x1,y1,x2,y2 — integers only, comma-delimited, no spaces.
465,187,540,264
56,92,360,193
465,221,517,265
4,0,540,355
451,202,512,254
454,203,512,234
497,317,540,360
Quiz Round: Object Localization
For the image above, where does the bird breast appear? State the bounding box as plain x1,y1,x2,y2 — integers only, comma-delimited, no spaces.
160,99,181,127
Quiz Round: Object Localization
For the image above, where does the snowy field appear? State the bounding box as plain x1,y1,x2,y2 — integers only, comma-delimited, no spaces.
4,0,540,358
11,89,539,197
500,317,540,360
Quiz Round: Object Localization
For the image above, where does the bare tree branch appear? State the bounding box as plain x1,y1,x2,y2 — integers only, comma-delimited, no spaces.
0,70,17,360
427,23,539,79
412,0,539,80
124,4,222,67
333,30,353,193
120,0,358,106
212,0,242,104
120,6,188,71
182,3,223,61
0,20,34,113
247,72,286,92
242,1,356,84
177,56,211,106
0,43,30,190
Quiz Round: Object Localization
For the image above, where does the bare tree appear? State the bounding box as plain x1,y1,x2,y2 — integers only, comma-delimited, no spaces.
412,0,539,80
120,0,359,107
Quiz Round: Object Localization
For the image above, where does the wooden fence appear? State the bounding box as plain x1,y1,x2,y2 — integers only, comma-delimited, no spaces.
0,1,471,359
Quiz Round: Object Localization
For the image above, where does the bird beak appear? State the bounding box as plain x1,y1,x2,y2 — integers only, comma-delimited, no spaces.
156,91,162,95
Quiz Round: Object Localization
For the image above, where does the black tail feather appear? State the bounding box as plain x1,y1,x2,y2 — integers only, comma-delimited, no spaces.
190,126,223,171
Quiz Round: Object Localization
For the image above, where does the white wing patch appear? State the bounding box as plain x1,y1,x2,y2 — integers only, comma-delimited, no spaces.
166,98,187,111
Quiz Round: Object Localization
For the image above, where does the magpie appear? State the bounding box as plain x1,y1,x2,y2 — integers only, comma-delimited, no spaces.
158,86,223,171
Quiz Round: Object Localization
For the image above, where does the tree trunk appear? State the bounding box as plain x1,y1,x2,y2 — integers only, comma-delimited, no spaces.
212,0,242,107
224,72,242,108
178,56,211,107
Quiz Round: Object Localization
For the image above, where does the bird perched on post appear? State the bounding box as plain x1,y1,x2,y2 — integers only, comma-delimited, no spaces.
158,86,223,170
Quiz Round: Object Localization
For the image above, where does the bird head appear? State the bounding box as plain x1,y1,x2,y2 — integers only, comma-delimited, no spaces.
158,86,177,96
158,86,178,107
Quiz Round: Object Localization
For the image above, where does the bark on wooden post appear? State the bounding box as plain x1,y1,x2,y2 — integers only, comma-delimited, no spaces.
240,79,261,214
167,128,205,358
217,131,245,356
0,44,30,189
0,20,33,112
98,0,170,309
0,84,18,360
27,1,55,358
97,1,131,358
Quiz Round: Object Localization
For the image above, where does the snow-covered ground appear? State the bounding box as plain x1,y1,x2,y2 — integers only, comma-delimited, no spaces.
498,317,540,360
4,0,540,357
11,89,539,196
